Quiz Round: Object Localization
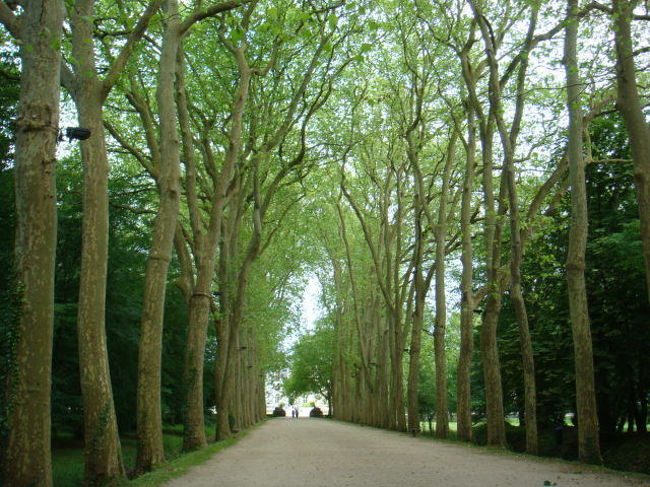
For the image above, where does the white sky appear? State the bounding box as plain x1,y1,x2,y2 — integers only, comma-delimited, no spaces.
299,272,322,331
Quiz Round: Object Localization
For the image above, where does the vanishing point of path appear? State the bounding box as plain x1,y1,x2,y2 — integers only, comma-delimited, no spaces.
162,419,649,487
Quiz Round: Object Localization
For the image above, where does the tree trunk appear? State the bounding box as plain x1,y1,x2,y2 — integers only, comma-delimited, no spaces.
406,200,425,435
479,129,507,449
564,0,602,464
179,41,250,449
501,100,538,455
481,293,507,448
507,168,539,455
457,98,477,443
70,1,125,481
612,0,650,303
434,134,455,439
136,0,182,473
74,92,125,485
2,0,63,485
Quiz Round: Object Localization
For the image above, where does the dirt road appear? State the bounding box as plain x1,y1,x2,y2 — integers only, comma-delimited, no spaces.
162,419,648,487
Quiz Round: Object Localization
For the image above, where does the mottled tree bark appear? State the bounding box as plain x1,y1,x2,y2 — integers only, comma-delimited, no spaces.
611,0,650,303
479,135,507,449
564,0,602,464
1,0,63,485
136,0,182,472
68,0,161,481
491,14,540,454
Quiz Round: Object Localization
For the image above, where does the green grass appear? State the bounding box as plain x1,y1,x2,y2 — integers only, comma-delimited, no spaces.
127,436,240,487
418,418,520,436
52,447,85,487
602,435,650,474
52,424,238,487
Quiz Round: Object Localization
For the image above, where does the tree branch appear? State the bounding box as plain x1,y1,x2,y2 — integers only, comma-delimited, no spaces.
0,1,20,38
102,0,163,99
179,0,253,35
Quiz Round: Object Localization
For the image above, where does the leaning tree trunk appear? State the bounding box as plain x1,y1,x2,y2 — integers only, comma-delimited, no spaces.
1,0,63,485
484,5,539,454
612,0,650,303
564,0,602,464
505,152,538,454
136,0,182,473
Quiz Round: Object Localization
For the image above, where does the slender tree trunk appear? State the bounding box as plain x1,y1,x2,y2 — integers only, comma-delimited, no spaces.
506,162,539,455
434,134,456,439
215,249,232,440
70,1,125,481
178,33,250,448
136,0,182,472
215,312,231,439
564,0,602,464
1,1,63,486
490,19,539,455
481,293,507,447
215,204,242,440
406,199,425,435
457,100,477,443
175,54,208,452
501,99,539,455
612,0,650,302
480,132,507,449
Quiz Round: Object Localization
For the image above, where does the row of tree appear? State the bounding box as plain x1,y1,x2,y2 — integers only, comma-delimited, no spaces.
285,0,649,467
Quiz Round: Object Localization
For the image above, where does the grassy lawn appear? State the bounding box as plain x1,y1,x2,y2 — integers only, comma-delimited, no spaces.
419,418,520,436
52,424,225,487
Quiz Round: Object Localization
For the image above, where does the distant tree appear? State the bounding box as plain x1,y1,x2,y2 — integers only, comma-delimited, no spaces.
284,322,336,413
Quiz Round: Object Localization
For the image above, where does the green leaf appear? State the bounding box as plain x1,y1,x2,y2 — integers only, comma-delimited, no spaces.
231,27,245,43
328,13,338,30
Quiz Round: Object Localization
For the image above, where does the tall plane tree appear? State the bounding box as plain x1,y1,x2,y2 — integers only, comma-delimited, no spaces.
134,0,251,473
611,0,650,302
62,1,161,482
564,0,602,464
0,0,63,485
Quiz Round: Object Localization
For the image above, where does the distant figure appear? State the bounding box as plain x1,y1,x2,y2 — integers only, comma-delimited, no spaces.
293,405,299,418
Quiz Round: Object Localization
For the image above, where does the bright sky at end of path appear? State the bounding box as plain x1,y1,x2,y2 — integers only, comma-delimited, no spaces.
300,273,322,331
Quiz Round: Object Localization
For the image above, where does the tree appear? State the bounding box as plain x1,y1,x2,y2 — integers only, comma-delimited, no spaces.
285,323,336,411
133,0,252,471
0,0,64,484
611,0,650,303
563,0,602,464
61,0,161,482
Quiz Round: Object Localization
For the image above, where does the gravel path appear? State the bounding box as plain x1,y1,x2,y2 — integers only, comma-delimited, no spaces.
162,418,649,487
